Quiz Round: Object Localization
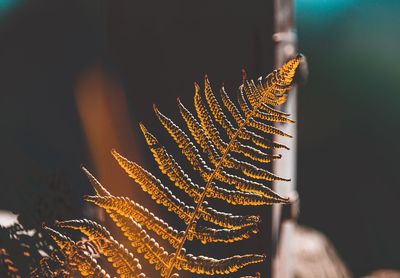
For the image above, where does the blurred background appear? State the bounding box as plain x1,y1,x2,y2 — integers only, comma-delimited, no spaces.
0,0,399,277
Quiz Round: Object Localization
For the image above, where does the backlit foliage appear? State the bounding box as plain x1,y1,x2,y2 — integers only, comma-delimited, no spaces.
35,54,303,277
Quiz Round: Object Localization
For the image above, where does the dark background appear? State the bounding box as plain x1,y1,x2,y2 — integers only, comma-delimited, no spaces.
0,0,399,277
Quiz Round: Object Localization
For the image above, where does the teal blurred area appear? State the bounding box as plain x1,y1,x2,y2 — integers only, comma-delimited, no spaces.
0,0,23,15
296,0,400,275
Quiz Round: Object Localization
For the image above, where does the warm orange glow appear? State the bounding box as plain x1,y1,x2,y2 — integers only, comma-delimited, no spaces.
74,65,143,198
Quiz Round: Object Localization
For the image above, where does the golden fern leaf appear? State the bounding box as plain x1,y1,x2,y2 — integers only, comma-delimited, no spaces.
55,219,146,278
43,226,110,277
52,54,302,277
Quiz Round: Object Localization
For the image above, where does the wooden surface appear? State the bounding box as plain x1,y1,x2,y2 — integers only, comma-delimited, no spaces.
292,225,351,278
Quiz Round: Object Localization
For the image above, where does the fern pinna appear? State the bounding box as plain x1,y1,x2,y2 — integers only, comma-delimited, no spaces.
40,54,303,277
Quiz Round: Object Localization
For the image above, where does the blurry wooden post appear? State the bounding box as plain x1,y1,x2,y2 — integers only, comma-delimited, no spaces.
271,0,299,277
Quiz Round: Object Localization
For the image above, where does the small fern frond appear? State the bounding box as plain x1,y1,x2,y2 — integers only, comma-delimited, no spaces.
31,252,69,278
43,225,110,277
55,219,146,278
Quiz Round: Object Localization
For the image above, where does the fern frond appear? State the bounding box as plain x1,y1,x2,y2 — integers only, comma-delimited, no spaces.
43,226,110,277
31,253,69,278
37,257,54,277
51,54,303,277
112,149,260,229
55,219,146,278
